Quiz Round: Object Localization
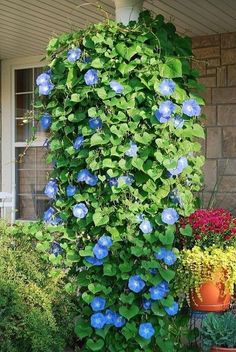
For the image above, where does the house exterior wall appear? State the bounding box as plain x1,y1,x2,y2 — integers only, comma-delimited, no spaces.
192,32,236,211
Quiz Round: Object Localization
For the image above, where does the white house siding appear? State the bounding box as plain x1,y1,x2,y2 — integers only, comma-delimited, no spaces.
1,0,236,60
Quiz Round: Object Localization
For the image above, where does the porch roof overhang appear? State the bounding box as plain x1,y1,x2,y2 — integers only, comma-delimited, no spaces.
0,0,236,60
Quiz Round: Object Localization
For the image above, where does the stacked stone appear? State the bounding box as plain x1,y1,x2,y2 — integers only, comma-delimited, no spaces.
192,32,236,211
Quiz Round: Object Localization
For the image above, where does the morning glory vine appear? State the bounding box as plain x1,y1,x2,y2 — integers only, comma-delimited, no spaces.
35,11,205,352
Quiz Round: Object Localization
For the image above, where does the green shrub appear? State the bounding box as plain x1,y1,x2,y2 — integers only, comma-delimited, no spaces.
0,221,77,352
200,312,236,351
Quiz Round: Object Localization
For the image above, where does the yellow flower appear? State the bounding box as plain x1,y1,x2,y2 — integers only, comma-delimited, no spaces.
175,246,236,299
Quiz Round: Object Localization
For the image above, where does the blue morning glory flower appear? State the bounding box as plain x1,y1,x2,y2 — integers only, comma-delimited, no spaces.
139,323,155,340
105,309,116,325
66,185,77,197
164,301,179,316
108,177,118,187
155,109,171,123
49,215,62,226
91,297,106,312
159,79,175,96
142,298,152,310
159,281,169,293
155,247,168,260
77,169,98,186
67,48,81,63
84,69,98,85
182,99,201,117
178,156,188,169
128,275,145,293
36,72,51,86
98,235,113,249
50,241,62,256
159,100,175,117
85,173,98,186
163,251,177,266
90,313,106,329
93,243,109,260
114,314,126,328
125,142,138,157
161,208,179,225
155,249,177,266
89,117,102,130
77,169,91,182
139,220,153,234
44,180,58,199
149,282,168,300
173,115,184,128
40,113,52,129
43,207,55,223
73,203,88,218
118,175,134,186
85,256,104,266
39,82,54,95
109,80,124,94
36,70,54,95
73,135,84,150
167,165,182,176
167,157,188,176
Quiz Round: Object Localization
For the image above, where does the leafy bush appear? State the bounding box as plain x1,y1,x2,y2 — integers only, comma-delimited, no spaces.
36,10,205,352
200,312,236,351
0,221,77,352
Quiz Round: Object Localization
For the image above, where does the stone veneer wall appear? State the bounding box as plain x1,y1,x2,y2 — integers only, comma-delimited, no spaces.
192,32,236,212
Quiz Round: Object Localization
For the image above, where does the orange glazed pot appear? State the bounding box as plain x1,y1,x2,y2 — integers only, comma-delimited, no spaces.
211,347,236,352
190,278,231,312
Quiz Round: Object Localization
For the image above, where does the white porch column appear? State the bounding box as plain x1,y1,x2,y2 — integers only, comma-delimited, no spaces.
113,0,144,25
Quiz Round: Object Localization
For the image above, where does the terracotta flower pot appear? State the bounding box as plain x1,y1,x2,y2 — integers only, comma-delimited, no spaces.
211,347,236,351
190,272,231,312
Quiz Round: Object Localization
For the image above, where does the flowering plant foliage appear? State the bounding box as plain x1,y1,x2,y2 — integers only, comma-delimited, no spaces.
178,208,236,248
176,246,236,302
35,11,204,352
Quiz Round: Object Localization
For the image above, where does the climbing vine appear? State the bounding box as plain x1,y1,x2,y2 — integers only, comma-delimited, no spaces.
36,11,205,352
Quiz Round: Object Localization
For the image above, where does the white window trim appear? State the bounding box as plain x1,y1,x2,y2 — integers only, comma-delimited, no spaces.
1,55,45,221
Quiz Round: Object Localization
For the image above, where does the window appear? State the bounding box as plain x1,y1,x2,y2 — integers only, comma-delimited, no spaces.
14,67,52,220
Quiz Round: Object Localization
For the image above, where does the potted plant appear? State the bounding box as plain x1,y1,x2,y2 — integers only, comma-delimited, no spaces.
176,208,236,312
200,312,236,351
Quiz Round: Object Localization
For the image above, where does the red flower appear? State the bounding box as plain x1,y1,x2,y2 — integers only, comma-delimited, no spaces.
179,208,236,247
225,235,232,241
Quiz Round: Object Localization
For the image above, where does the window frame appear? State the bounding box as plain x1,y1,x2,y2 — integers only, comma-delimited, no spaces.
1,56,46,221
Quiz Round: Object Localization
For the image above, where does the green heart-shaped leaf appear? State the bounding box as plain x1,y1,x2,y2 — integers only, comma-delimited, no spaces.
119,305,139,320
86,338,104,351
